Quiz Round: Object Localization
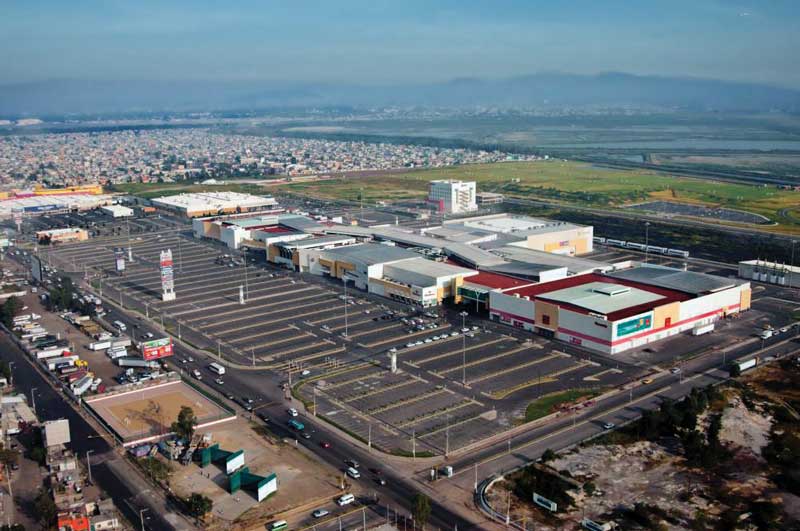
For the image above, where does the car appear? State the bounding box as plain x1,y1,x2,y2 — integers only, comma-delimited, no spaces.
258,412,270,423
187,357,194,362
225,392,235,400
215,378,224,385
670,367,681,374
288,408,298,417
642,378,654,384
450,332,459,337
312,509,330,518
320,441,331,448
243,397,254,404
603,422,616,430
375,477,387,486
302,432,311,439
145,332,154,339
300,369,311,377
424,338,432,343
180,358,188,364
344,459,359,469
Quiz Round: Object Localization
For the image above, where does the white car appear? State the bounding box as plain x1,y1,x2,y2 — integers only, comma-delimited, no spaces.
300,369,311,377
670,367,681,374
312,509,329,518
288,408,298,417
603,422,616,430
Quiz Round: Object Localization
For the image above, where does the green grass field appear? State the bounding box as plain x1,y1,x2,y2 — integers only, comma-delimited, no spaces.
272,160,800,233
524,388,601,423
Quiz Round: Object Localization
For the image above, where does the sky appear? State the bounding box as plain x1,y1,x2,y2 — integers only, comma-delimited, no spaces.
2,0,799,88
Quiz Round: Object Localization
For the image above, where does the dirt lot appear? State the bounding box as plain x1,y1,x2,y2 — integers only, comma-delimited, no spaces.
169,418,342,530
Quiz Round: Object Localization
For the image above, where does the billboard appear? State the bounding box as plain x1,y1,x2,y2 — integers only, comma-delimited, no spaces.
160,249,176,301
616,314,653,337
114,248,126,273
30,254,43,283
141,337,174,361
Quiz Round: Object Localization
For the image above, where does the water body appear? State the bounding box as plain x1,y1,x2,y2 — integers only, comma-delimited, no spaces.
540,139,800,151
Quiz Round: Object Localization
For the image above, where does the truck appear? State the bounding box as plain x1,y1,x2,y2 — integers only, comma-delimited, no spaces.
89,340,112,351
58,366,79,378
35,347,69,360
106,347,128,360
692,323,715,336
47,355,79,371
12,314,32,324
110,338,132,349
66,370,88,384
116,357,160,369
71,375,94,396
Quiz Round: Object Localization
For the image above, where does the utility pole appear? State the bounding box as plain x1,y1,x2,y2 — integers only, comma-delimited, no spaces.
242,247,249,300
177,236,183,272
790,240,797,289
86,450,94,485
30,387,37,416
217,340,221,361
644,221,651,264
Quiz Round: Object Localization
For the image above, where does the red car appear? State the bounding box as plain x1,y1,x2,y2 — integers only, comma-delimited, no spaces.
320,441,331,449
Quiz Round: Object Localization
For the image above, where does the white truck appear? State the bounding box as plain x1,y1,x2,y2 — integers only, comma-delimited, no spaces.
692,323,715,336
89,340,112,351
116,357,160,369
106,347,128,360
35,347,69,360
71,375,94,396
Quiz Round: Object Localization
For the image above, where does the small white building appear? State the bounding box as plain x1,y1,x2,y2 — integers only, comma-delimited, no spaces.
101,205,134,218
428,180,477,214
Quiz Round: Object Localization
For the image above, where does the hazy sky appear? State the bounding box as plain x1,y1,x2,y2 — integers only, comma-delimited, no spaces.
2,0,799,87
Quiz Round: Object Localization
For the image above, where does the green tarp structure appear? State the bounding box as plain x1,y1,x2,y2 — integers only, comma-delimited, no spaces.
197,443,245,474
228,466,278,502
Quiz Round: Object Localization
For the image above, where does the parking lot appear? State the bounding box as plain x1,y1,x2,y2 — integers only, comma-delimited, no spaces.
20,210,796,459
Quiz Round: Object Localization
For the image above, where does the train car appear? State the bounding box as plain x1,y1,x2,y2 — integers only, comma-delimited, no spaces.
592,237,606,244
645,245,668,254
667,249,690,258
606,239,626,247
626,242,647,251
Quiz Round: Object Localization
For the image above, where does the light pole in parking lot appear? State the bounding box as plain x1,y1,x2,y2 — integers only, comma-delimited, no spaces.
460,311,468,385
644,221,651,264
343,278,349,337
790,240,797,289
242,247,249,300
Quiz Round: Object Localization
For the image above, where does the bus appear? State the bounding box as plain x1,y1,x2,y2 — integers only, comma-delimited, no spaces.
268,520,288,531
208,362,226,375
288,419,305,431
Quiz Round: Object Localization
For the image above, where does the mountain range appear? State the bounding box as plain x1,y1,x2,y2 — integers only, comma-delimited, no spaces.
1,72,799,117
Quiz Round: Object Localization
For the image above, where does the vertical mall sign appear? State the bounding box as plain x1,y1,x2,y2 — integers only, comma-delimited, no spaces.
160,249,176,301
141,337,174,360
114,247,126,274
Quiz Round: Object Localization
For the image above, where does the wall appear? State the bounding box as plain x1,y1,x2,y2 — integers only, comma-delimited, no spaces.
489,291,536,331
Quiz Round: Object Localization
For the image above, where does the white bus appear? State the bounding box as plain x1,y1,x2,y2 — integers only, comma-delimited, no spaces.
208,362,226,375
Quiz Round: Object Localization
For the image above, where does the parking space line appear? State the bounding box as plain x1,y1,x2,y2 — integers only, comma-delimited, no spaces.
227,325,296,344
487,360,593,399
435,344,533,376
368,389,446,415
468,352,571,385
342,378,422,403
360,323,452,348
396,399,475,429
412,338,510,367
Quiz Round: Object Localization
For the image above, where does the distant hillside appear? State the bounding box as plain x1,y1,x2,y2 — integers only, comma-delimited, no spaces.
1,72,799,116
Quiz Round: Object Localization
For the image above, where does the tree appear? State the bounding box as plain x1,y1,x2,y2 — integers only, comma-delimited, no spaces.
411,492,432,528
186,493,213,518
0,361,11,382
171,406,197,440
1,296,23,328
540,448,557,463
34,488,57,529
0,448,19,467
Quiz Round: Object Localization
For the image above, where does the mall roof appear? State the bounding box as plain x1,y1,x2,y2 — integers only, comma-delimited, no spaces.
504,272,692,320
461,270,536,290
151,192,277,212
323,243,418,266
490,246,610,275
537,281,665,317
608,266,740,295
276,235,356,249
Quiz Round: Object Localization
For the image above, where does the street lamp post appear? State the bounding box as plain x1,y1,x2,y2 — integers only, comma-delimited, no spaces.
460,311,468,385
790,240,797,289
139,508,149,531
30,387,37,416
343,278,349,337
644,221,651,264
86,450,94,485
